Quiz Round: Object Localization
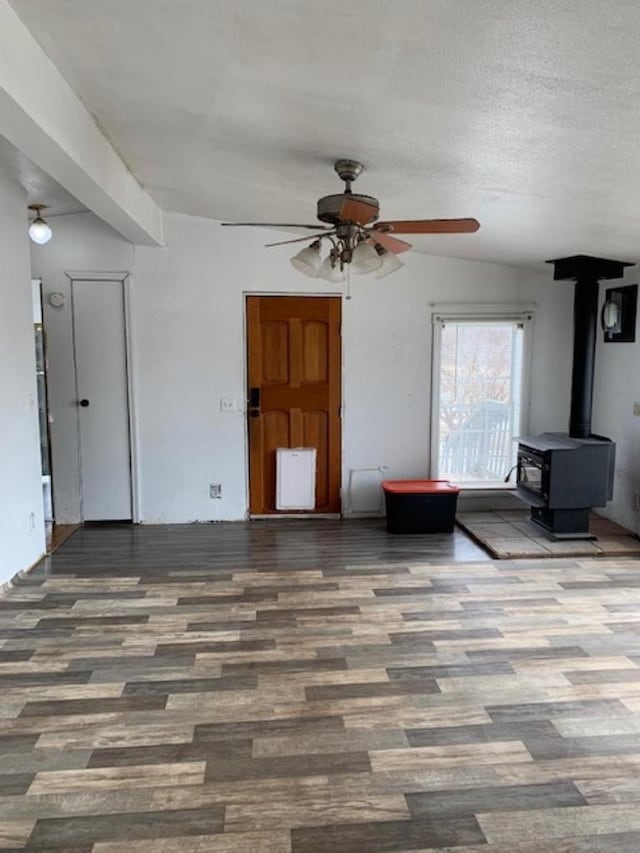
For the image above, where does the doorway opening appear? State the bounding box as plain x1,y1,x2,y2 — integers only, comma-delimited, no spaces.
32,279,79,552
35,275,135,548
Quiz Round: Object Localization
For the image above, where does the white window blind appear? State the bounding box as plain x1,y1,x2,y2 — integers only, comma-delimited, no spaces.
431,314,531,487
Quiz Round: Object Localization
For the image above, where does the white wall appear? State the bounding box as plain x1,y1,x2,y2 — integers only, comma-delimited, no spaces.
30,213,134,523
33,211,574,523
0,169,45,582
592,267,640,532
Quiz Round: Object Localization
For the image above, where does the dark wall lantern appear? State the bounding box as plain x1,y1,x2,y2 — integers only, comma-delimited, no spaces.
601,283,637,342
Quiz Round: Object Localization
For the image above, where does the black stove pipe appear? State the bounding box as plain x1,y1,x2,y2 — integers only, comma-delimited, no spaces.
569,276,599,439
548,255,633,439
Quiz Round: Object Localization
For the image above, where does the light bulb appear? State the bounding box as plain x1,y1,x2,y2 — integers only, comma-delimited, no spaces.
351,241,382,274
290,241,321,277
376,250,404,278
601,300,620,330
28,207,53,245
318,256,345,283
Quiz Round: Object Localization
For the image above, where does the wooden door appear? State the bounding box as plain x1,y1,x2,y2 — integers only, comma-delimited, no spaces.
247,296,342,515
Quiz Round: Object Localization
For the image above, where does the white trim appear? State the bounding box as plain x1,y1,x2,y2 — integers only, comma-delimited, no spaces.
65,270,130,282
251,513,341,520
68,274,139,522
68,281,84,521
244,291,343,298
430,308,535,486
430,301,537,313
242,292,344,518
429,319,443,479
459,485,519,493
123,275,141,523
433,311,536,324
520,312,535,448
241,295,250,520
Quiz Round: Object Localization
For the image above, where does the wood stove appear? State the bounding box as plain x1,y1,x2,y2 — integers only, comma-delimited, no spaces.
517,255,629,539
517,433,614,537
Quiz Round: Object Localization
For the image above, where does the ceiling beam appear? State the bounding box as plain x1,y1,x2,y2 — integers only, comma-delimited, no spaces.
0,0,163,246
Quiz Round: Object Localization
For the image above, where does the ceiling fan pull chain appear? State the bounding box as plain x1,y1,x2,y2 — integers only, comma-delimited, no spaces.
345,264,352,301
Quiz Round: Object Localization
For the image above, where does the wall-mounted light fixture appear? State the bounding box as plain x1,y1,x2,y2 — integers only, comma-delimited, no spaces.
28,204,53,245
602,283,638,342
601,298,620,332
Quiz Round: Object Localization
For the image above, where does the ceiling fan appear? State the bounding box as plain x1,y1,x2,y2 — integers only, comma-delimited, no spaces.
222,159,480,281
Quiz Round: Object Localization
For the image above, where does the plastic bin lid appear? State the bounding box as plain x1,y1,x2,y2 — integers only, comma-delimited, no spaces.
381,479,460,494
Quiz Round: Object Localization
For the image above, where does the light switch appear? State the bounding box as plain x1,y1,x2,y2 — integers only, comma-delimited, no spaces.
634,402,640,417
220,398,235,413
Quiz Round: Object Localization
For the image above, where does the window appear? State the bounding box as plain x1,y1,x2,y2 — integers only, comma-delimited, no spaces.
431,313,532,487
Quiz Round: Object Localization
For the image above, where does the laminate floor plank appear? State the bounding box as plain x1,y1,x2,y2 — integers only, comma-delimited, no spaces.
27,806,225,847
2,520,640,849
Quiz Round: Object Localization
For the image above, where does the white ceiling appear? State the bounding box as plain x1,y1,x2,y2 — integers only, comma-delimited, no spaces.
9,0,640,267
0,136,86,216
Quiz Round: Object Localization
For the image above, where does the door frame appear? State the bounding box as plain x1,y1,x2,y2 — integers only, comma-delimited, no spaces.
32,278,56,524
243,292,344,519
65,270,140,523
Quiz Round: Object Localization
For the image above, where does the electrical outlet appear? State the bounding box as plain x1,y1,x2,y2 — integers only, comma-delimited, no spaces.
209,483,222,499
220,398,235,413
28,512,35,531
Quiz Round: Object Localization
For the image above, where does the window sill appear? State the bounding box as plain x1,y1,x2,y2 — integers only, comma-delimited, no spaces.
457,484,518,492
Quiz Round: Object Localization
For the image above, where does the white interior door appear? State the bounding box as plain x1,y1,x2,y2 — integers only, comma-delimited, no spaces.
72,280,132,521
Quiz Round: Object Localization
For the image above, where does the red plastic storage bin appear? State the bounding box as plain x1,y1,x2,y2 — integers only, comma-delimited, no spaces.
382,479,460,534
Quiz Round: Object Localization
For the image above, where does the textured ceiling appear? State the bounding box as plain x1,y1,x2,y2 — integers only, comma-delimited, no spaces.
0,136,86,217
9,0,640,266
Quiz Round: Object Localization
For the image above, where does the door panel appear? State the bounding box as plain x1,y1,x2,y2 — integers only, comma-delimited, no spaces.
303,321,328,383
73,280,132,521
262,321,289,384
303,410,329,508
247,296,341,514
262,409,290,513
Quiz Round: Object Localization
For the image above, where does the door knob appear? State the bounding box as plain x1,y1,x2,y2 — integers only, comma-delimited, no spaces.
79,399,90,408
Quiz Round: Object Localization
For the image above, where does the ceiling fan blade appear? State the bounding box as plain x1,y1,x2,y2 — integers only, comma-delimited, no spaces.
221,222,330,230
339,197,379,226
368,232,412,254
375,218,480,234
265,232,335,248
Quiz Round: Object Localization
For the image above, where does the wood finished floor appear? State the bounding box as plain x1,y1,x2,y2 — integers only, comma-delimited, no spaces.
3,520,640,850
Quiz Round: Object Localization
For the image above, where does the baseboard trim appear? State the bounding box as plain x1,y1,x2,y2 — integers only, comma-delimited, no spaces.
0,550,47,597
250,513,341,520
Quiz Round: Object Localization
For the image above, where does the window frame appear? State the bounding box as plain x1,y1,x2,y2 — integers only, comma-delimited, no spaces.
429,306,535,490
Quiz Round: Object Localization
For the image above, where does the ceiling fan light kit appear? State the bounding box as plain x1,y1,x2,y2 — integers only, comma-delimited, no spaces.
290,240,322,277
318,254,346,283
222,160,479,285
376,247,405,279
350,240,382,275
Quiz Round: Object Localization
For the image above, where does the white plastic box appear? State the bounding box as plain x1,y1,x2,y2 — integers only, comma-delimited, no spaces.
276,447,317,510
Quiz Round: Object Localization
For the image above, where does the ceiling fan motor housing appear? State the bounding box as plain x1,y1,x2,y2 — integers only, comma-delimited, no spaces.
317,193,379,225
